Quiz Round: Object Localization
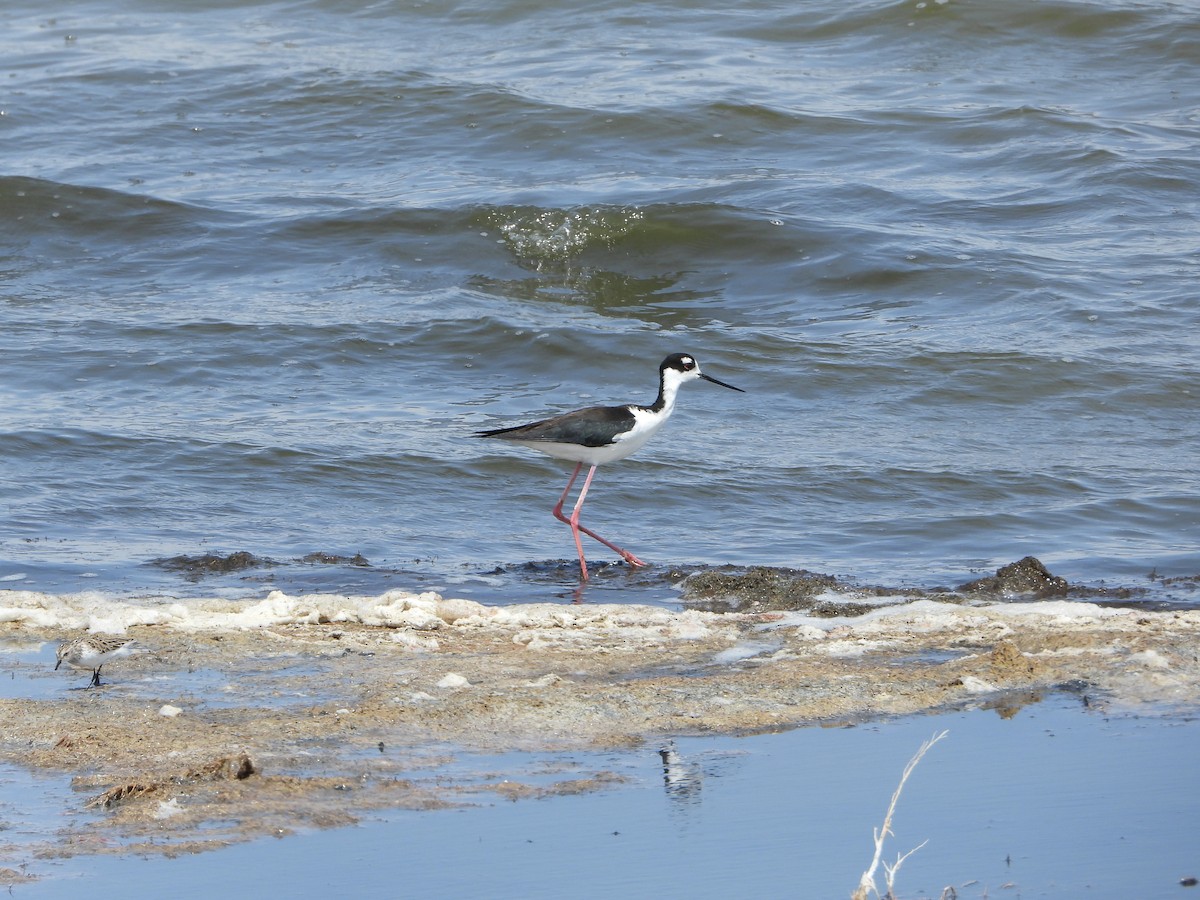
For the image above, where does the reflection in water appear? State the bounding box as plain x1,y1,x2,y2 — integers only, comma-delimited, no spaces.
658,741,702,807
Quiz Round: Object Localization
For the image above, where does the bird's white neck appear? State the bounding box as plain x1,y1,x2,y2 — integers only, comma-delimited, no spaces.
647,367,688,415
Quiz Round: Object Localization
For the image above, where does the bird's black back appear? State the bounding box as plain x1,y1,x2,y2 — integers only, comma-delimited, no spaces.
474,405,638,448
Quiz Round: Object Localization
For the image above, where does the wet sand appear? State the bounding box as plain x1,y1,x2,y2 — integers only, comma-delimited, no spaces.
2,571,1199,870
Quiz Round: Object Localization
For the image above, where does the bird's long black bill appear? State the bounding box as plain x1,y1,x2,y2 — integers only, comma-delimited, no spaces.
700,373,745,392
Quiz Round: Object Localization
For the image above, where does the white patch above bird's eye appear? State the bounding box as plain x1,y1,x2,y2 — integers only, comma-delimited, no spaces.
681,356,695,368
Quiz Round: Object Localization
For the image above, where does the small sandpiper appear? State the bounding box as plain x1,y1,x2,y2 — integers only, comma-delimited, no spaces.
55,635,138,687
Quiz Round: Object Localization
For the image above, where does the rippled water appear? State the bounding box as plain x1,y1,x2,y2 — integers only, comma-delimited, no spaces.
2,0,1198,605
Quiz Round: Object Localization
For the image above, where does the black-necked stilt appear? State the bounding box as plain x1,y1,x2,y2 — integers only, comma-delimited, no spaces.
474,352,744,580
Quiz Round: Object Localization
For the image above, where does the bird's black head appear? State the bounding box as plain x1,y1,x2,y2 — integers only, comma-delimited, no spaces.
660,353,744,393
661,353,698,375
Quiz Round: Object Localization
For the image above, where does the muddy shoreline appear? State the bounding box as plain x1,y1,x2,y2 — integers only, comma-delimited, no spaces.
2,564,1200,865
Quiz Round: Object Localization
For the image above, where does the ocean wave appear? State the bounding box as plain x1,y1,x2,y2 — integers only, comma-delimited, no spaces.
0,175,231,238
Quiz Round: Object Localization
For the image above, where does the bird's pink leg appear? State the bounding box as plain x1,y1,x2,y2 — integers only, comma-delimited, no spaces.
571,467,648,567
552,462,590,578
552,464,647,578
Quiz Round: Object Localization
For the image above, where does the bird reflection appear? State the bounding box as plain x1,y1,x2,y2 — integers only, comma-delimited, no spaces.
658,741,702,806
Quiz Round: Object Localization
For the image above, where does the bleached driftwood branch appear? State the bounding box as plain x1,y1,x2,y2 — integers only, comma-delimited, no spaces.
851,729,948,900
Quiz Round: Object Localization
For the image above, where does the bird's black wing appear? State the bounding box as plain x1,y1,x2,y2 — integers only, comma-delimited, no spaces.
474,405,636,448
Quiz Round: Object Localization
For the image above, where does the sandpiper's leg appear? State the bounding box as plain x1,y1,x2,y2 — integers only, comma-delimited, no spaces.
91,668,102,687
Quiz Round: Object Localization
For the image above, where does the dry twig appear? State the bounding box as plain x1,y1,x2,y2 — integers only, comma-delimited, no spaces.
851,730,948,900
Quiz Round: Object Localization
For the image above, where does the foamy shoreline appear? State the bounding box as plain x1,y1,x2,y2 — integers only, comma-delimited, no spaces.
2,586,1199,863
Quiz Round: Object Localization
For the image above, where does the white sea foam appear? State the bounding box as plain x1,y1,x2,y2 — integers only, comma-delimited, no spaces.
0,588,731,651
0,588,1192,653
753,595,1139,638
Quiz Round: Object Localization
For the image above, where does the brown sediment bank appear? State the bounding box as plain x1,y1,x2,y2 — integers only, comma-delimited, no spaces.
1,562,1199,860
